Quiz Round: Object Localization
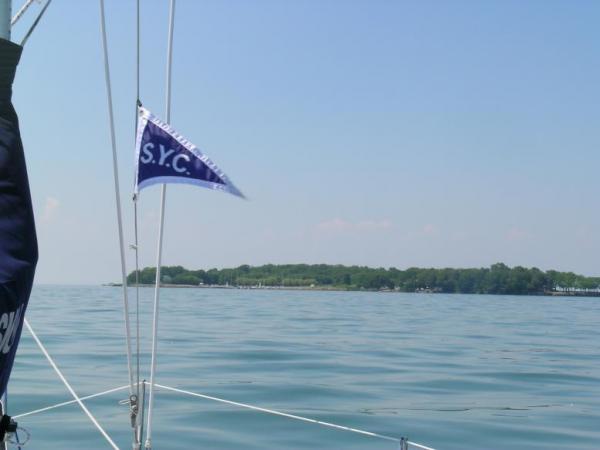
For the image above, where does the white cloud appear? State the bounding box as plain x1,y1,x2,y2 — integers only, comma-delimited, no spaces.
506,226,528,241
316,218,392,233
422,223,437,235
41,197,60,223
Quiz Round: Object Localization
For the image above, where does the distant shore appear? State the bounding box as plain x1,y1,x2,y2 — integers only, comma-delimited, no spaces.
103,282,600,297
103,263,600,297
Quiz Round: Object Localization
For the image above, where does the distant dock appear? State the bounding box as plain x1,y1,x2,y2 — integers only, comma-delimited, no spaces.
544,290,600,297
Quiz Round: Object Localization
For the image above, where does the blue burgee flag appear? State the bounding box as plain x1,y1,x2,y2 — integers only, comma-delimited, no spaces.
134,106,244,198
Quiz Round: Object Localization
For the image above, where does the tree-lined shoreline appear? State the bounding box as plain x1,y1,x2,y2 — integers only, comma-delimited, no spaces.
124,263,600,296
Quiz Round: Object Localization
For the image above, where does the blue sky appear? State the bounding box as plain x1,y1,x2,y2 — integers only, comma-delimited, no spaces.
10,0,600,284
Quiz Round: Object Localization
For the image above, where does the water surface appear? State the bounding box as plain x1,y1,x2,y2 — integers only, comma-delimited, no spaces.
8,286,600,449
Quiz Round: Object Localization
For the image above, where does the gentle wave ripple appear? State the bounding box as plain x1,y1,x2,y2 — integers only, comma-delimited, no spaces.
6,286,600,449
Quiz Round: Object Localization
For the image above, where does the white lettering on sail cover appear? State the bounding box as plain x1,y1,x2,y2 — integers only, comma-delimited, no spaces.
0,305,24,354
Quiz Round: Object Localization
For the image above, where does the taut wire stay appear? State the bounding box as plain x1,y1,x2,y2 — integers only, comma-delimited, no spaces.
131,0,143,447
144,0,176,449
10,0,36,26
98,0,137,448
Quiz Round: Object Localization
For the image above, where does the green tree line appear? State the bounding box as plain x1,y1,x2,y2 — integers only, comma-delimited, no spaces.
126,263,600,295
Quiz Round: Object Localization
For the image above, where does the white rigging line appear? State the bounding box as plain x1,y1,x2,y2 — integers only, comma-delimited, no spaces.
13,384,131,419
134,0,141,404
151,383,436,450
144,1,176,449
24,319,120,450
99,2,139,449
10,0,35,26
13,380,436,450
98,0,135,399
132,1,142,449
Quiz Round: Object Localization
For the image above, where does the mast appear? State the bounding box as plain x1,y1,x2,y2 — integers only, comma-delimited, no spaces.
0,0,11,40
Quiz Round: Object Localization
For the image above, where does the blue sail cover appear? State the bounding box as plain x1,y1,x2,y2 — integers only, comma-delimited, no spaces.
134,106,244,198
0,39,38,398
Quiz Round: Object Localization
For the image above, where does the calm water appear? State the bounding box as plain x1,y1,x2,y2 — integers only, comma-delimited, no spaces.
6,286,600,449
